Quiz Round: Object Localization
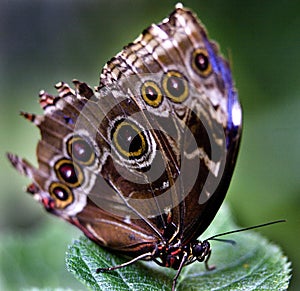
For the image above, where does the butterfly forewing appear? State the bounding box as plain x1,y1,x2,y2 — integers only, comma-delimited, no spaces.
95,6,241,243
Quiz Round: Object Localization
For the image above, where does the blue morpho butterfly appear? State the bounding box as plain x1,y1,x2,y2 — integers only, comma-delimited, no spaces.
8,4,246,290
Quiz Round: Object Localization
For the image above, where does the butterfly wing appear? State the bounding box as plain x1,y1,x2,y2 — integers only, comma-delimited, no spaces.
7,5,242,255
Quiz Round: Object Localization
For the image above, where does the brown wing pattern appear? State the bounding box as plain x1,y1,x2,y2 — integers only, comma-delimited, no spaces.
7,5,242,256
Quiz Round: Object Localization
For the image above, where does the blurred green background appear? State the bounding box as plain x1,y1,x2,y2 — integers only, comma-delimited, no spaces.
0,0,299,290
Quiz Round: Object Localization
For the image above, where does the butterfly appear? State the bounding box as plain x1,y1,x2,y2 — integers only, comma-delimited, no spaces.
7,4,242,290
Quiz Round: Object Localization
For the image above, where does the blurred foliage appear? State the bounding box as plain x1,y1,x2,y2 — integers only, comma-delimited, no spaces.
0,219,82,290
0,0,299,290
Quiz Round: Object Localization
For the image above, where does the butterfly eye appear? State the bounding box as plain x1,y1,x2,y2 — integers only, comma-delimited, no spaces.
141,80,163,108
67,135,95,166
162,71,189,103
49,182,74,209
54,159,84,187
112,119,148,159
192,48,212,77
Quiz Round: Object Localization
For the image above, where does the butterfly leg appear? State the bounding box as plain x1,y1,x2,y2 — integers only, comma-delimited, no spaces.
171,251,189,291
96,251,153,273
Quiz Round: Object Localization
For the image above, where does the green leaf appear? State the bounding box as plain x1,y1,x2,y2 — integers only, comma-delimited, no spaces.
66,205,291,290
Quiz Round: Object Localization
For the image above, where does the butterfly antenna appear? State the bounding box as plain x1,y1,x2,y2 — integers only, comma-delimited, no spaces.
209,238,236,245
207,219,286,241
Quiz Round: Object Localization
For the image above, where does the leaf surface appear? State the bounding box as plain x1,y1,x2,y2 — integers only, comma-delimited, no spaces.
66,205,291,290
